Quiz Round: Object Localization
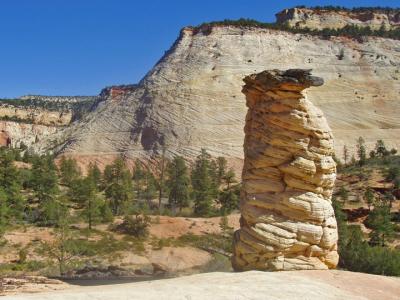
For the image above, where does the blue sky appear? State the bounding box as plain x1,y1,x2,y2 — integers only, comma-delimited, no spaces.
0,0,398,98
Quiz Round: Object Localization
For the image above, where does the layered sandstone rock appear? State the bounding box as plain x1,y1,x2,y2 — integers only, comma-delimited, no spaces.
0,121,59,150
54,24,400,170
0,104,72,126
276,7,400,30
232,69,338,271
0,94,99,152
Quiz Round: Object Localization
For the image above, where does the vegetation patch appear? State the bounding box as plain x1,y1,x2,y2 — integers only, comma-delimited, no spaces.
192,18,400,40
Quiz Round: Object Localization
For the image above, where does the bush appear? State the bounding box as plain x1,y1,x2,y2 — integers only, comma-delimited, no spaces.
113,214,151,238
18,248,28,264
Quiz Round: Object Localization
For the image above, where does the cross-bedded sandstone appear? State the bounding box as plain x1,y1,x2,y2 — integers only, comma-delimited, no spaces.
232,69,338,271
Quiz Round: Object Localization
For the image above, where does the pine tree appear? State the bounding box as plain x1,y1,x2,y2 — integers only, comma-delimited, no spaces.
375,139,389,157
383,191,395,209
218,188,239,214
209,159,219,198
68,178,88,204
143,170,157,208
80,177,103,230
338,186,349,205
218,168,239,214
0,151,24,220
191,149,214,216
30,155,60,225
216,157,227,186
166,156,190,213
367,204,395,247
369,150,376,158
343,145,349,165
356,137,367,166
0,188,10,236
31,155,59,203
386,166,400,181
87,162,102,188
59,157,81,186
364,188,375,211
157,146,167,211
223,168,236,189
103,158,134,215
39,204,80,276
132,159,145,199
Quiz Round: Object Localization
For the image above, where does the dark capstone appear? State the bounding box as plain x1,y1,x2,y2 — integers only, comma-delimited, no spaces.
243,69,324,92
283,69,324,86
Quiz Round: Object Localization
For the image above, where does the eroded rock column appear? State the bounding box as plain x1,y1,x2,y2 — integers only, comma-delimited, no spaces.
232,69,338,271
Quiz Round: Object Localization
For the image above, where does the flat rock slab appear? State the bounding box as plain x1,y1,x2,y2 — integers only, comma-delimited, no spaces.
4,270,400,300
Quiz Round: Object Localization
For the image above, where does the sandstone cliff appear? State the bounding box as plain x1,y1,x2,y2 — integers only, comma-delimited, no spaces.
232,69,338,271
276,7,400,30
0,121,58,150
0,104,72,126
0,93,109,150
54,23,400,168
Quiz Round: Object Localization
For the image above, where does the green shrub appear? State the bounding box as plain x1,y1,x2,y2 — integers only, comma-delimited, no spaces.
192,18,400,41
334,200,400,276
113,214,151,238
18,248,28,264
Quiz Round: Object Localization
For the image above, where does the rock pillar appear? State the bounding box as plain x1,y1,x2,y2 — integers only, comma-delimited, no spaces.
232,69,338,271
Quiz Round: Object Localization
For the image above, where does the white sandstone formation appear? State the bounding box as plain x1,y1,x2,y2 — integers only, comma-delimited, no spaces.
232,69,338,271
55,24,400,169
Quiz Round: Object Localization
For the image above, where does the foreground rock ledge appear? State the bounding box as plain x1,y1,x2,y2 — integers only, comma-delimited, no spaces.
232,69,338,271
4,271,400,300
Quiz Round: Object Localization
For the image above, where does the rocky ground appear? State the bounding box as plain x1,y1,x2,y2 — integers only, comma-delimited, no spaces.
2,270,400,300
0,276,68,296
